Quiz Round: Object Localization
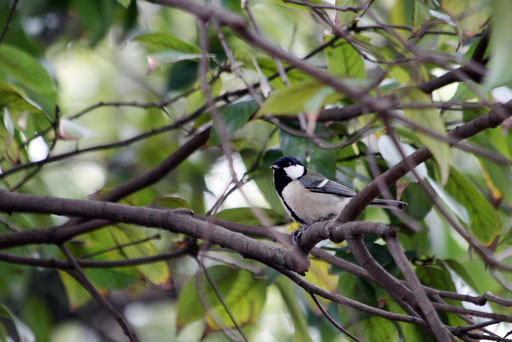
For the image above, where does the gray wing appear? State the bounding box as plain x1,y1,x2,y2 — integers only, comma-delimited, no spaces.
298,171,356,198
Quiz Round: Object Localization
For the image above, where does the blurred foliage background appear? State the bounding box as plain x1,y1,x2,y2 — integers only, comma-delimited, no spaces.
0,0,511,341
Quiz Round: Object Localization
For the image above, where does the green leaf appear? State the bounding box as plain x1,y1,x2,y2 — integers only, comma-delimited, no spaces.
232,121,274,151
0,304,35,342
0,82,42,113
255,79,340,116
324,36,365,78
0,124,19,164
275,277,313,342
137,32,208,74
0,44,56,117
388,66,411,85
336,0,360,26
216,207,284,226
185,75,222,114
84,265,138,291
360,316,399,341
176,265,267,329
2,108,14,137
428,176,470,226
335,270,400,340
444,168,500,245
387,300,436,342
151,195,191,209
109,225,171,285
73,0,115,44
0,322,6,342
416,261,467,326
416,263,456,292
412,1,430,34
400,88,450,185
401,183,432,220
335,242,405,278
234,50,309,87
61,232,139,293
150,50,212,64
58,270,91,309
468,131,512,204
442,259,479,291
278,125,336,179
20,296,52,342
304,86,336,112
441,0,492,40
209,100,258,146
134,33,199,53
485,0,512,89
117,0,131,8
390,0,413,28
451,82,477,102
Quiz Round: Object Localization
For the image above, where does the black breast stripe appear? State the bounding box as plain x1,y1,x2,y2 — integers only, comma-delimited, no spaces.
276,192,306,225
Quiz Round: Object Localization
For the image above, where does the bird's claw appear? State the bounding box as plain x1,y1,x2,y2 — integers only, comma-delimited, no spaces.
292,225,309,244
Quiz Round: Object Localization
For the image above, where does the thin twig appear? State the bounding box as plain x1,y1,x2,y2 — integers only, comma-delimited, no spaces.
0,0,19,44
83,233,161,258
244,2,289,86
310,293,361,341
0,108,206,179
0,246,189,268
58,244,141,342
194,256,248,342
283,0,368,12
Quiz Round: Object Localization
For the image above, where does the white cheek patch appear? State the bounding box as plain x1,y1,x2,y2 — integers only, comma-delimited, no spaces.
284,164,305,179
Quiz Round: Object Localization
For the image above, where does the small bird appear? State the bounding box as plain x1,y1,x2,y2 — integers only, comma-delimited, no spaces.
270,156,407,242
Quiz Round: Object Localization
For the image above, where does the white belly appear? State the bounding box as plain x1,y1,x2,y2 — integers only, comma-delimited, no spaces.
280,180,349,225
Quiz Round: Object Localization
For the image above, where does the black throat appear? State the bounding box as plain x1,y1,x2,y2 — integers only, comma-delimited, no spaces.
273,169,291,196
273,167,307,195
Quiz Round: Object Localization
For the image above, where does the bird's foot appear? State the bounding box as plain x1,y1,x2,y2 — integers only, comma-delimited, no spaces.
292,225,309,244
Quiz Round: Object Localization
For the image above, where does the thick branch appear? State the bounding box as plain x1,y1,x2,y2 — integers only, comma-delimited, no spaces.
0,191,307,273
100,127,210,202
384,233,452,341
418,27,489,93
346,235,421,319
339,100,512,222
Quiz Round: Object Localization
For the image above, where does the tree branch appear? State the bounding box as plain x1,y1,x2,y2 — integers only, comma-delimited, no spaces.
59,244,141,342
310,293,361,342
0,191,308,273
384,233,453,340
0,0,19,44
0,246,189,269
99,127,210,202
339,100,512,223
417,27,490,93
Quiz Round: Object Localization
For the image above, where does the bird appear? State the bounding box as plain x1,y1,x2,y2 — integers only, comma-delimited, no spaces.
270,156,407,243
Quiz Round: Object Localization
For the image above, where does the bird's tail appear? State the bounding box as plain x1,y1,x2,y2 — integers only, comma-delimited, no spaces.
369,199,407,211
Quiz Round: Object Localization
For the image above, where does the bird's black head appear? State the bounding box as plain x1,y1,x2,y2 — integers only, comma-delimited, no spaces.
271,156,303,169
271,156,306,194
